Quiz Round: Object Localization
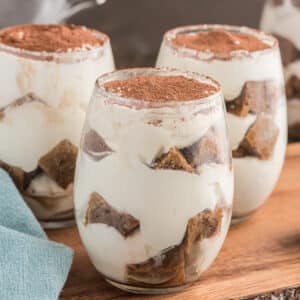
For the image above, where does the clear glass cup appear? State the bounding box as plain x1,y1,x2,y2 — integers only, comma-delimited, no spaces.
157,25,287,223
261,0,300,140
0,25,115,228
74,68,233,294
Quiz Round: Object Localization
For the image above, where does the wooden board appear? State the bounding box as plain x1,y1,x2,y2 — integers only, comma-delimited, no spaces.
48,143,300,300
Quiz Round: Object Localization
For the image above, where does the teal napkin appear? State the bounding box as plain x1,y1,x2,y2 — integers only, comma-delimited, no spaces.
0,169,74,300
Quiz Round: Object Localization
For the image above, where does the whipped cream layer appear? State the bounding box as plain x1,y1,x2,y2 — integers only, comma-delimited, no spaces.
232,104,286,215
0,40,114,171
0,99,84,172
157,40,283,101
74,84,233,282
157,28,287,218
0,36,114,223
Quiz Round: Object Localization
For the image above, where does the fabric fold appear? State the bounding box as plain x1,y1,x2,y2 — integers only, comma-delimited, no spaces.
0,169,74,300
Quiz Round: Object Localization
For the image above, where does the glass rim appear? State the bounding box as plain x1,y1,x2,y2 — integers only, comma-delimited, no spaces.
163,24,278,61
94,67,223,109
0,27,110,63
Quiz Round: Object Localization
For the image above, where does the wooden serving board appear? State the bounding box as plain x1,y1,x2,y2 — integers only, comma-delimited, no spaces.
48,143,300,300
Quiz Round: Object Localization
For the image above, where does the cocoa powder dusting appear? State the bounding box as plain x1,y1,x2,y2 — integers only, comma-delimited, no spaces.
172,30,271,55
0,24,105,53
103,75,218,102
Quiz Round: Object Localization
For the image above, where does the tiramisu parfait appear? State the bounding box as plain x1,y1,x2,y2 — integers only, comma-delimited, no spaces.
0,24,115,227
157,25,287,221
261,0,300,140
74,68,233,293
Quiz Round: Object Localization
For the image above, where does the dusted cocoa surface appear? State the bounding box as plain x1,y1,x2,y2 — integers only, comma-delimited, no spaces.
0,24,105,53
104,75,218,102
171,29,271,55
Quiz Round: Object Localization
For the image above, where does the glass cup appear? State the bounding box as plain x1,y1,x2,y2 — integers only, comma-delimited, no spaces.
74,68,233,294
0,25,115,228
156,25,287,223
261,0,300,140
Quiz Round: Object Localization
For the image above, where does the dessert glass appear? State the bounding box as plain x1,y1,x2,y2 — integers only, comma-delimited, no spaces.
156,25,287,222
74,68,233,294
261,0,300,140
0,26,115,228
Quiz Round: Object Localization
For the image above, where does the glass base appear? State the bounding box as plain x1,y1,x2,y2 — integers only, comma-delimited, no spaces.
231,211,254,225
106,279,190,295
40,218,75,229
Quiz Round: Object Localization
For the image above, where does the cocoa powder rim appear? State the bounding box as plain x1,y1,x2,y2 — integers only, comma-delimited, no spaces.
164,24,278,61
0,24,110,63
95,67,222,109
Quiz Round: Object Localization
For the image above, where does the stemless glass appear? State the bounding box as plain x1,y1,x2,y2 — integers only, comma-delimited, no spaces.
261,0,300,140
156,25,287,223
74,68,233,294
0,25,115,228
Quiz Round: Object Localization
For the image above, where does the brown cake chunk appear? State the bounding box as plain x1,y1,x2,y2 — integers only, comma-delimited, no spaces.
233,116,279,160
226,80,278,117
126,208,223,286
0,160,41,192
286,75,300,99
83,129,113,161
0,160,26,191
184,208,223,257
127,245,185,285
103,75,218,103
85,192,140,237
38,140,78,189
0,111,5,121
0,24,105,53
152,131,220,174
288,122,300,140
275,34,300,66
152,147,195,173
225,96,251,117
181,131,220,168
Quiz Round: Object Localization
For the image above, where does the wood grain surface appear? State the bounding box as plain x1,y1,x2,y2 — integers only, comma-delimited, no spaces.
47,143,300,300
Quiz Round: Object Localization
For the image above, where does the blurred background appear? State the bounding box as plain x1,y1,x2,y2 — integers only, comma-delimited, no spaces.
0,0,265,68
71,0,264,67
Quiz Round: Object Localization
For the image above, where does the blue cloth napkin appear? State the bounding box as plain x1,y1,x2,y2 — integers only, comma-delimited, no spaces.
0,169,74,300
